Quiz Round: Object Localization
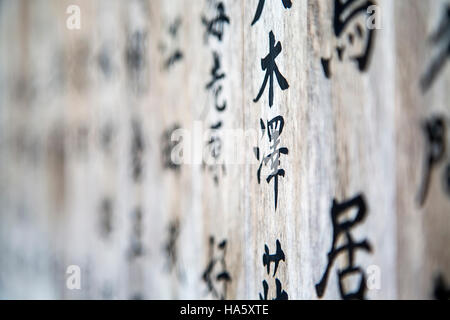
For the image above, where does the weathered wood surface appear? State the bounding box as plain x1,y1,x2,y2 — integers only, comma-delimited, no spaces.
0,0,449,299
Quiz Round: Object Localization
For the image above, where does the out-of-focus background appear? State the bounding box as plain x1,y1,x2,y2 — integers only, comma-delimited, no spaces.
0,0,449,299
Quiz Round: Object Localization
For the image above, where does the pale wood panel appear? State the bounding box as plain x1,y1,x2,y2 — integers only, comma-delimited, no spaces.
0,0,449,300
395,0,450,299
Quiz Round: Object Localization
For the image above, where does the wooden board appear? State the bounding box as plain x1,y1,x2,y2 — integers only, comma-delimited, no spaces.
0,0,449,299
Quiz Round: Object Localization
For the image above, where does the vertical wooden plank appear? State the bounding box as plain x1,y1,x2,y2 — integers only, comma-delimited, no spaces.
395,0,450,299
242,0,308,300
0,0,449,301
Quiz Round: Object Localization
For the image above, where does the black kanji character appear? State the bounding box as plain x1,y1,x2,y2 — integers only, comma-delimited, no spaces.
202,1,230,42
202,236,231,300
254,31,289,108
418,116,446,206
263,239,286,276
254,116,289,210
206,52,227,112
315,194,372,300
259,279,288,300
321,0,376,78
251,0,292,26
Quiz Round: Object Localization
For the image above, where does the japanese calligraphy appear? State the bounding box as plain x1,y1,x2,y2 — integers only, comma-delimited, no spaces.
253,31,289,108
126,31,147,73
206,52,227,112
159,17,184,71
315,194,372,299
164,219,180,272
204,121,226,185
321,0,377,78
202,236,231,300
254,116,289,210
259,239,288,300
420,5,450,92
201,1,230,42
417,115,450,206
125,29,148,93
163,218,185,281
202,0,230,185
263,239,286,276
251,0,292,26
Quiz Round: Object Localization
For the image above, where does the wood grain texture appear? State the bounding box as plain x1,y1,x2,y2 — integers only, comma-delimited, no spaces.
0,0,448,299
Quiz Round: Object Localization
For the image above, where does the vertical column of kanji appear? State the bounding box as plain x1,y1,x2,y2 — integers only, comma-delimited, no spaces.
118,0,152,299
85,0,129,299
173,0,206,299
395,0,450,299
141,0,187,299
200,0,246,299
273,0,337,300
312,0,396,299
159,0,209,300
0,0,63,299
195,0,243,300
61,0,97,299
243,0,299,300
197,1,248,299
